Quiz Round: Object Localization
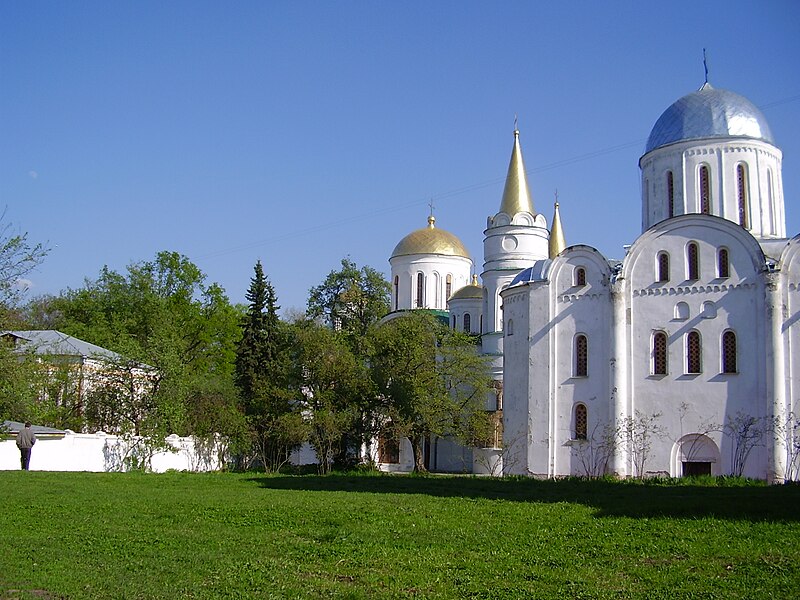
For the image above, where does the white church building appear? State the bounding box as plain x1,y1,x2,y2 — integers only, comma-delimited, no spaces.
386,80,799,481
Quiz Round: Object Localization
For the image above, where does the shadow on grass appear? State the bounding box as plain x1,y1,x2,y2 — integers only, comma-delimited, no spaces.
247,473,800,522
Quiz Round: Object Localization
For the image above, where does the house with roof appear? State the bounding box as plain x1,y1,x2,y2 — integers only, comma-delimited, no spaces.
2,330,154,434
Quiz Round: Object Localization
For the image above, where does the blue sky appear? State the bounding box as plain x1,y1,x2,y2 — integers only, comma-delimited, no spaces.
2,1,799,314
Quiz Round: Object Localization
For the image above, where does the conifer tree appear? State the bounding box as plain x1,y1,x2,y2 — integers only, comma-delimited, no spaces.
235,261,300,470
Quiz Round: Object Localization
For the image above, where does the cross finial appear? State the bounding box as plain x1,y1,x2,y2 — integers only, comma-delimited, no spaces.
703,48,709,84
428,199,435,217
554,189,559,207
514,114,518,132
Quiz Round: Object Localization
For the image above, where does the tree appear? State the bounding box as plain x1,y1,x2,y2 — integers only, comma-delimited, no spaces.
306,258,391,463
307,258,390,348
618,411,666,478
29,251,242,447
289,320,372,473
235,261,300,471
721,412,768,477
572,421,618,478
368,311,492,472
0,341,41,424
0,211,49,313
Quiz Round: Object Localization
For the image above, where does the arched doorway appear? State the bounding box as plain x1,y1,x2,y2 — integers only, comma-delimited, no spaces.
671,434,721,477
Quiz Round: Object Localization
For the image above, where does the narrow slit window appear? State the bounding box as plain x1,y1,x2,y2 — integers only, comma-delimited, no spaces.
687,242,699,280
575,334,588,377
722,331,737,374
416,273,424,308
699,165,711,214
737,164,749,228
657,252,670,283
574,404,587,440
667,171,675,218
687,331,702,374
393,276,399,311
463,313,471,334
446,274,452,300
653,331,668,375
718,248,729,278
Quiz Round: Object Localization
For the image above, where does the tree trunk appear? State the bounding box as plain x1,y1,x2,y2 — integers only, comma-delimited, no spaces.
412,434,427,473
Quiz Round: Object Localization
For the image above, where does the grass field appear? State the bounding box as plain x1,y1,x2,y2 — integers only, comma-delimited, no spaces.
0,472,798,599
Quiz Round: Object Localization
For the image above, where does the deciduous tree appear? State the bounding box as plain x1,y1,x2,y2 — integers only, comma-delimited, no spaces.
369,311,491,472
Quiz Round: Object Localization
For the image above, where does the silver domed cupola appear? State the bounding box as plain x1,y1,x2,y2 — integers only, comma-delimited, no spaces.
639,83,785,239
645,83,775,154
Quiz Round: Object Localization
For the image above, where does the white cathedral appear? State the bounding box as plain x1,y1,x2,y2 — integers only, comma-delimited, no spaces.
385,81,799,482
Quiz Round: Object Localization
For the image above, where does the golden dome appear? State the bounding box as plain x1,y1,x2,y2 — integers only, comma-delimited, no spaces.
391,216,471,259
449,275,482,300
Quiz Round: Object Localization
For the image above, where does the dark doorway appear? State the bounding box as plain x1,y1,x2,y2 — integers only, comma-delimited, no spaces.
682,461,711,477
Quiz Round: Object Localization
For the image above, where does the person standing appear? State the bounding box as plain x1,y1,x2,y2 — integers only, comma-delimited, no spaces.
16,421,36,470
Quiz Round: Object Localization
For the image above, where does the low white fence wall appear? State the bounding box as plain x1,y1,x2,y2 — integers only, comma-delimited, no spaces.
0,431,224,473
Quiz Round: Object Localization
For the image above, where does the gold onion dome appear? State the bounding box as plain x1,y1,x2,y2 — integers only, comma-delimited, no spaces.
449,274,482,300
391,216,471,259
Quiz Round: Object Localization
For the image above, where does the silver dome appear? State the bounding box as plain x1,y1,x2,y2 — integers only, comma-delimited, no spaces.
644,84,774,154
509,260,552,287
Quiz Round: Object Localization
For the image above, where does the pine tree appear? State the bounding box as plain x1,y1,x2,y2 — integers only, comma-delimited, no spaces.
234,261,300,470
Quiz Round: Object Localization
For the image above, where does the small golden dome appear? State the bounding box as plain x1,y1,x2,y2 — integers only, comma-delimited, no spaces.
391,216,471,259
449,276,483,301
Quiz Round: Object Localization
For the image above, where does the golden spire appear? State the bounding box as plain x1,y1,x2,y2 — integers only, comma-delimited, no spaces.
498,127,535,217
549,197,566,258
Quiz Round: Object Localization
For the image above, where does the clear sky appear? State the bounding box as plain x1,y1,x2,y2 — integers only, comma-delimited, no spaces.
2,1,799,314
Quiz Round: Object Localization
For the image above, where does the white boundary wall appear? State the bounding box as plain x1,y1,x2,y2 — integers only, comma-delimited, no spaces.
0,431,223,472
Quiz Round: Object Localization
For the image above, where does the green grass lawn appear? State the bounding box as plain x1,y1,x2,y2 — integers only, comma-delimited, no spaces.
0,472,798,599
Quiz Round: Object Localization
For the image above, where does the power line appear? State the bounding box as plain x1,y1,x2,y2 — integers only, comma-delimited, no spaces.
196,93,800,261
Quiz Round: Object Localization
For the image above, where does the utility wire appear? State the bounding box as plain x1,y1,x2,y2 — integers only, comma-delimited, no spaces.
196,94,800,261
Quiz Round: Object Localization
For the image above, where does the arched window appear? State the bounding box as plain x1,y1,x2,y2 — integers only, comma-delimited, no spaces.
451,314,456,329
687,242,699,280
736,164,749,228
416,273,424,308
717,248,729,278
574,404,587,440
507,319,514,336
687,331,702,374
667,170,675,218
653,331,668,375
699,165,711,214
433,272,441,308
767,169,776,235
446,274,452,300
575,267,586,287
463,313,471,334
657,252,670,283
722,330,737,374
575,334,588,377
393,276,399,311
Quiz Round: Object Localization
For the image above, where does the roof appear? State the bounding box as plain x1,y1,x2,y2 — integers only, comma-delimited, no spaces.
2,330,123,362
2,420,66,436
509,260,553,286
549,202,566,258
644,83,774,154
391,216,470,259
449,274,482,301
498,129,535,217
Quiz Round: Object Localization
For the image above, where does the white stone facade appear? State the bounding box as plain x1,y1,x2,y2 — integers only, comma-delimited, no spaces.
501,83,799,481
